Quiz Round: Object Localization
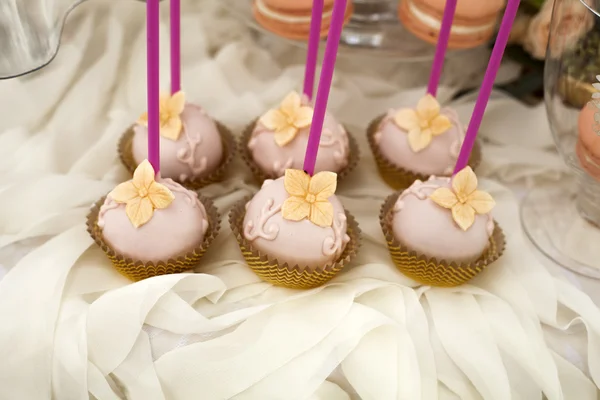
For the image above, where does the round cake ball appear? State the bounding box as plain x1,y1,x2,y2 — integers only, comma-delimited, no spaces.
375,94,464,176
133,96,223,183
98,165,209,263
576,103,600,179
248,91,350,177
242,174,350,270
391,168,495,263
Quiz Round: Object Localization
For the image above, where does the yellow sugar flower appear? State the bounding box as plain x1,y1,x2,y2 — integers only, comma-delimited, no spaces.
108,159,175,228
259,91,314,147
281,169,337,228
429,166,496,231
137,91,186,141
394,94,452,152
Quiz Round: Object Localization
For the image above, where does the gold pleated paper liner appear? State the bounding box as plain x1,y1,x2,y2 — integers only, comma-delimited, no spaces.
239,119,360,184
86,194,220,281
367,115,482,191
229,196,361,289
118,120,235,190
380,191,506,287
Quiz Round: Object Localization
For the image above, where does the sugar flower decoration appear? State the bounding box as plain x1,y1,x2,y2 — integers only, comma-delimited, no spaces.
394,94,452,152
259,91,314,147
108,160,175,228
281,169,337,228
138,91,186,141
429,166,495,231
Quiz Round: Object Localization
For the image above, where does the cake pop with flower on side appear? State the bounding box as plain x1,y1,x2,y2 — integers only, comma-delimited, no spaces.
88,0,219,281
120,0,234,190
232,0,360,290
381,0,519,287
241,0,357,183
381,165,504,287
368,0,480,190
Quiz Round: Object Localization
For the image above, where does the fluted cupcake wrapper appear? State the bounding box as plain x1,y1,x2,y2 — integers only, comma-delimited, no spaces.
380,191,506,287
118,120,236,191
229,196,361,290
239,119,360,185
87,194,221,281
367,115,482,191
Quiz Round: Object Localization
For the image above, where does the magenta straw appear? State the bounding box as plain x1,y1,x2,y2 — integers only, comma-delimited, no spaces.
453,0,521,174
303,0,324,99
147,0,160,174
170,0,181,94
427,0,457,97
303,0,346,176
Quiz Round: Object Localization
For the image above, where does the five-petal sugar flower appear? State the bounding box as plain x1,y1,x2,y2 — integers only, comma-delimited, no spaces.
281,169,337,228
259,91,314,147
429,166,495,231
138,91,186,141
108,159,175,228
394,94,452,152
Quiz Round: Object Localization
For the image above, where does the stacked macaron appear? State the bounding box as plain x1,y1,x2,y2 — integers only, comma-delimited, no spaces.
398,0,505,49
253,0,353,40
576,103,600,179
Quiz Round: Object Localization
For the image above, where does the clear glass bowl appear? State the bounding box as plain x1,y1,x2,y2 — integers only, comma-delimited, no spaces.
0,0,153,79
521,0,600,278
0,0,87,79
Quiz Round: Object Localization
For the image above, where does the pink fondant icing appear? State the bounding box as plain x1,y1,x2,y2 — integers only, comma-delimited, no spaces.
248,112,349,177
375,108,464,176
392,176,494,263
98,178,209,263
243,177,350,270
132,103,223,182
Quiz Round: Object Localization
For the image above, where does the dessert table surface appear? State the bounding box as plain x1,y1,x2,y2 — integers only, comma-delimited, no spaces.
0,0,599,399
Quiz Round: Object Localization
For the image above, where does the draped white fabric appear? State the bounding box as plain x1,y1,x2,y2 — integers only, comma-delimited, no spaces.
0,0,597,399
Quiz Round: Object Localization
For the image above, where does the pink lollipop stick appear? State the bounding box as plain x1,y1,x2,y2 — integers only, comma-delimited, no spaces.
147,0,160,174
427,0,457,97
454,0,521,174
303,0,324,99
170,0,181,94
303,0,346,176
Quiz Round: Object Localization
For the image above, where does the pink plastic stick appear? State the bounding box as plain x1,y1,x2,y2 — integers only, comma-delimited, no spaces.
147,0,160,173
427,0,457,97
303,0,324,99
453,0,521,174
303,0,347,176
170,0,181,94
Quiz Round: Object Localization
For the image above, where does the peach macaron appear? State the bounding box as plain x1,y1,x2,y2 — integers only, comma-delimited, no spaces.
398,0,505,49
253,0,353,40
576,102,600,180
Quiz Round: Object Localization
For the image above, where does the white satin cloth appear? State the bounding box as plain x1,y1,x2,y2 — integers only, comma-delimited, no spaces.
0,0,597,399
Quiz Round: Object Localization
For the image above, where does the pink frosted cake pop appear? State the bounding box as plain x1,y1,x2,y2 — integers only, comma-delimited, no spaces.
243,173,349,270
89,160,219,280
123,91,233,189
391,169,494,263
368,94,480,189
230,169,360,289
380,166,505,287
243,91,354,180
